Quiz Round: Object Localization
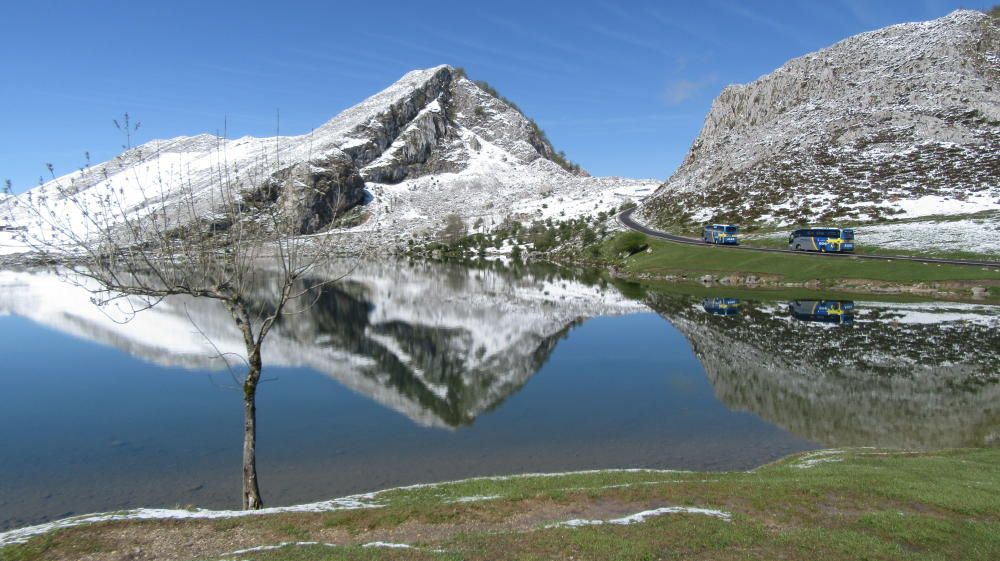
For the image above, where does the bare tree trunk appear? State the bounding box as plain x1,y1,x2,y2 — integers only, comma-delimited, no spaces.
242,348,263,510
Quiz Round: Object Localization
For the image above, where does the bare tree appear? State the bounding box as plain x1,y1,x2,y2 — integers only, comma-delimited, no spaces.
6,114,367,509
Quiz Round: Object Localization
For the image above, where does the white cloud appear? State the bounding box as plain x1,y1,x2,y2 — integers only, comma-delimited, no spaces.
664,75,717,105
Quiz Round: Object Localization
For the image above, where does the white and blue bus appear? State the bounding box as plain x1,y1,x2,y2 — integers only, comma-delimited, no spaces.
702,224,739,245
788,227,854,253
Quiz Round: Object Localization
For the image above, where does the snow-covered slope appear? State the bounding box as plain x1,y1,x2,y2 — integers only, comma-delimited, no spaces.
638,10,1000,244
0,262,645,428
4,65,656,257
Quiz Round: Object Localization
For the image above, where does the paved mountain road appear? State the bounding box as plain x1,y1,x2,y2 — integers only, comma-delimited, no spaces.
617,208,1000,269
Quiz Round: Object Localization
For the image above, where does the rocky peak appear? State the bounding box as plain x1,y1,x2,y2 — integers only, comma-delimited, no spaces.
639,9,1000,231
11,64,623,244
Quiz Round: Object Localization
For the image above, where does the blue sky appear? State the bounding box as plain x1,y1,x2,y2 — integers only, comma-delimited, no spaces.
1,0,993,192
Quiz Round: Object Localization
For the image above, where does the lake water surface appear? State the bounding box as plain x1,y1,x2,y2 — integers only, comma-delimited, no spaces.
1,261,997,530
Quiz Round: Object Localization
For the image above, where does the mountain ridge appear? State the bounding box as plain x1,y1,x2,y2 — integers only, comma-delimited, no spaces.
637,9,999,246
2,65,654,256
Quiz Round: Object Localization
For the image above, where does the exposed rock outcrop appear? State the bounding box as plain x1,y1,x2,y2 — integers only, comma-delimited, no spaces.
270,153,367,235
6,65,655,253
639,10,1000,230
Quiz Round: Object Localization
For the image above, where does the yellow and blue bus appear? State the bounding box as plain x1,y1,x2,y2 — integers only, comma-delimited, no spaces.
702,224,739,245
702,297,741,316
788,227,854,252
788,300,854,325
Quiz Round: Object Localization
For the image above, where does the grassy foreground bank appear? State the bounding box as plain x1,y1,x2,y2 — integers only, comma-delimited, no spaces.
2,448,998,561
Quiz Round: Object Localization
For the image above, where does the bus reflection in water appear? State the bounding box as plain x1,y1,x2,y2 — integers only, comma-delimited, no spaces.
702,297,741,316
788,300,855,325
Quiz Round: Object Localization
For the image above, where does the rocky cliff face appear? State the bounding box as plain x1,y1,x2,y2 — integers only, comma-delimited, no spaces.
638,10,1000,231
5,66,655,252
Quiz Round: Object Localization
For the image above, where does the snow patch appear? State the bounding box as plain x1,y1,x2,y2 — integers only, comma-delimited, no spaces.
362,541,415,549
791,450,846,469
223,542,336,556
550,506,733,528
448,495,502,504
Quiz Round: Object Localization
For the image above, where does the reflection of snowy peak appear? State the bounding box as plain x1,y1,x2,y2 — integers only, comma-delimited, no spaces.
649,294,1000,448
5,65,655,255
0,263,645,427
638,10,1000,235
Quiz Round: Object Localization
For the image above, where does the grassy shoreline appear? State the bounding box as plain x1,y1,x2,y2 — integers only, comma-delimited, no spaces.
599,233,1000,302
2,448,997,561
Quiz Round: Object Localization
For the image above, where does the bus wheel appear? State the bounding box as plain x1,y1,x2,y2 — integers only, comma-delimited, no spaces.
794,244,801,251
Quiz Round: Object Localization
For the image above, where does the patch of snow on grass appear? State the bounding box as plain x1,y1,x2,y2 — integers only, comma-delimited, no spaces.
362,542,415,549
223,542,336,556
0,495,381,547
448,495,502,504
551,506,733,528
745,215,1000,255
792,450,846,469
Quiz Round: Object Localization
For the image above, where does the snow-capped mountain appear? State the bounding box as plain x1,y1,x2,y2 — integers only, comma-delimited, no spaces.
638,10,1000,242
2,65,656,256
0,262,645,428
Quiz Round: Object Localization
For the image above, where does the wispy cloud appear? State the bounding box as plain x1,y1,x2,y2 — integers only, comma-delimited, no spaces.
486,14,615,65
838,0,881,28
641,5,728,51
538,112,698,127
664,75,717,105
417,25,582,75
714,1,815,49
588,1,678,60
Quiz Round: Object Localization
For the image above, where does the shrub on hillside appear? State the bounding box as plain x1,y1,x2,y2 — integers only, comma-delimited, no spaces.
611,232,649,257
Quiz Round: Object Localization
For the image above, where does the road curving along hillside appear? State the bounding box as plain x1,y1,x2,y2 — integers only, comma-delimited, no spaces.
618,208,1000,269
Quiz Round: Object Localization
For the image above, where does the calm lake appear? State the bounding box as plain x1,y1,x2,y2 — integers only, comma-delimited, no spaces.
1,260,998,530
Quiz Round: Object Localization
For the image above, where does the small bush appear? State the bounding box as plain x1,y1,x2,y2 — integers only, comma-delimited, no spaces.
611,232,649,257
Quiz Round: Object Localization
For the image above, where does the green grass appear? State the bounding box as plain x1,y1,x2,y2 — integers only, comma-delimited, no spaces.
3,449,998,561
612,234,1000,285
655,210,1000,262
609,277,948,304
740,235,1000,262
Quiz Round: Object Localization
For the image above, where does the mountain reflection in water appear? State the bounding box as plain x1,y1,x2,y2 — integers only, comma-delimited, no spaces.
0,261,997,529
0,261,642,430
651,292,1000,449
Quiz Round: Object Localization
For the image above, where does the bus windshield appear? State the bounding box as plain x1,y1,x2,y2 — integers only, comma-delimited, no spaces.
842,229,854,240
724,226,738,234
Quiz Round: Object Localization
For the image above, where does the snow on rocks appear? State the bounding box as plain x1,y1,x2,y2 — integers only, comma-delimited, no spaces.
639,10,1000,254
6,64,652,256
